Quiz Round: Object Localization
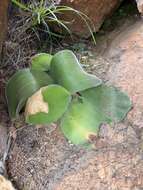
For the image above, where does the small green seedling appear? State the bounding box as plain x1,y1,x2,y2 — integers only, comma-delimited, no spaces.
6,50,132,147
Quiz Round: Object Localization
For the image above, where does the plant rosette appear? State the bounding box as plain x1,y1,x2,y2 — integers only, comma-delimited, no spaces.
6,50,132,147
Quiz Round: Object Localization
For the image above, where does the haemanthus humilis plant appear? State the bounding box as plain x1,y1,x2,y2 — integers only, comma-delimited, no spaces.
6,50,132,147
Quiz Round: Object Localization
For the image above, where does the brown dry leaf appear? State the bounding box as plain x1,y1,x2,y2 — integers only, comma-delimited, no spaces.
25,87,49,118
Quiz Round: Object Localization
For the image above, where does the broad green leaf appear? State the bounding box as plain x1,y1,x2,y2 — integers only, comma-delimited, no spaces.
60,98,105,146
50,50,102,93
26,85,71,124
61,85,132,146
31,53,53,71
6,69,53,118
81,85,132,122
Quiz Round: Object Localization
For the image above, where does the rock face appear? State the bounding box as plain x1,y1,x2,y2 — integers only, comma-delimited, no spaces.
58,0,122,37
107,21,143,128
8,20,143,190
8,125,143,190
0,0,9,55
136,0,143,14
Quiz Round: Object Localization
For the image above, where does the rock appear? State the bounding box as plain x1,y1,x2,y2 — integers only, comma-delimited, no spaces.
0,125,8,176
136,0,143,14
0,0,9,55
0,125,7,159
58,0,122,37
8,21,143,189
0,175,15,190
8,124,143,190
106,20,143,128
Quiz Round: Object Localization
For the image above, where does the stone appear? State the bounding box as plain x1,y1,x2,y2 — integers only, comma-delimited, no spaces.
0,0,9,55
58,0,122,37
136,0,143,14
0,175,15,190
0,125,7,159
106,20,143,128
0,125,8,176
7,124,143,190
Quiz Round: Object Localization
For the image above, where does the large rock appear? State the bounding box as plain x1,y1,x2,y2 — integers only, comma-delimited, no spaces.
7,20,143,190
58,0,122,37
8,125,143,190
107,20,143,128
136,0,143,14
0,0,9,55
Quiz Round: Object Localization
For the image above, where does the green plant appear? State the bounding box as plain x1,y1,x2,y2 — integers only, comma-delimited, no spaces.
11,0,96,43
6,50,132,147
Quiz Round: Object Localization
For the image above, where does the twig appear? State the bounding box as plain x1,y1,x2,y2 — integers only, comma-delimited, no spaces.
0,132,15,176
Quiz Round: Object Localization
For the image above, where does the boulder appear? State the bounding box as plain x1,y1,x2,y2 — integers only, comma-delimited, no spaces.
136,0,143,14
58,0,122,37
0,0,9,55
7,20,143,190
107,20,143,128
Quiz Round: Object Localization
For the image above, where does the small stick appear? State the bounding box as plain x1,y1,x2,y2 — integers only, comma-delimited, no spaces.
0,131,15,176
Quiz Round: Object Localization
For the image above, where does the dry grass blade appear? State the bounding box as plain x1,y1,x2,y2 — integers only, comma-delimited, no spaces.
11,0,96,43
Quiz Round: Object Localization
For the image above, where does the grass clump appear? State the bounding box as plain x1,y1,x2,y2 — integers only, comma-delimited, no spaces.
12,0,96,43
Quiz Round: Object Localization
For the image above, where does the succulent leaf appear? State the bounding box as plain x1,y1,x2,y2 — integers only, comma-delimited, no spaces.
60,97,102,146
81,85,132,122
31,53,53,71
50,50,102,93
61,85,132,146
26,85,71,124
6,69,53,118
